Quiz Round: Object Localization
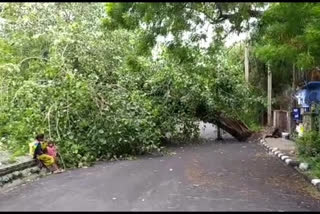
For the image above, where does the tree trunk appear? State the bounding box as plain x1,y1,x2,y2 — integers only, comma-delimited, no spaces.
216,125,223,141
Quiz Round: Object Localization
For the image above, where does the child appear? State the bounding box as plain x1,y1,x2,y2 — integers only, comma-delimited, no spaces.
46,140,57,160
46,140,64,172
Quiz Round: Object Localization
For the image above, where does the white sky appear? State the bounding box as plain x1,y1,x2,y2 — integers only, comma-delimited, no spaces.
225,32,247,47
152,18,254,59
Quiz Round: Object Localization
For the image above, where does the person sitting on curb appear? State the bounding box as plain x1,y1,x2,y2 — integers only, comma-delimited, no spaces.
46,140,64,171
33,134,63,174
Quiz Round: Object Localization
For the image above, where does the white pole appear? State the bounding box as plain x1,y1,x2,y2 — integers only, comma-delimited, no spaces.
245,43,249,83
267,63,272,126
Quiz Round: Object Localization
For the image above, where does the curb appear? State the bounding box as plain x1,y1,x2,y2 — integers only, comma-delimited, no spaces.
0,159,46,191
0,160,36,177
0,166,50,191
259,138,320,191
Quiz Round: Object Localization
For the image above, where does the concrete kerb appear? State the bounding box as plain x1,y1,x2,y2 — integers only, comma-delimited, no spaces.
0,159,48,191
259,138,320,192
0,160,36,177
277,153,284,158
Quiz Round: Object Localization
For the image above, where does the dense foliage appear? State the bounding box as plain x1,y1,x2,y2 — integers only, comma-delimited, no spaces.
253,3,320,70
0,3,265,167
252,2,320,100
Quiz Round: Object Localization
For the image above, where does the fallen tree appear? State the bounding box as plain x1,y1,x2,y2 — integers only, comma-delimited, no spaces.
197,110,253,141
206,116,252,141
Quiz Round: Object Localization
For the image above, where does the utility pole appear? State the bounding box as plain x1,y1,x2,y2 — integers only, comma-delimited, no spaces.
267,63,273,126
244,43,249,83
289,64,296,135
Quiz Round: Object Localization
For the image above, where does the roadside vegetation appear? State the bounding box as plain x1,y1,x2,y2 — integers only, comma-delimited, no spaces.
2,3,319,168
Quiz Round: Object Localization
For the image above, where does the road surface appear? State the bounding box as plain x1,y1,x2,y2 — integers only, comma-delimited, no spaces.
0,124,320,211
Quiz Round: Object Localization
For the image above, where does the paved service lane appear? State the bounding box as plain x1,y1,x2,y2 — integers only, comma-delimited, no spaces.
1,137,320,211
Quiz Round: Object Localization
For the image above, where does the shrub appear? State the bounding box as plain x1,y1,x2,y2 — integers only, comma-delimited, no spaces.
296,131,320,157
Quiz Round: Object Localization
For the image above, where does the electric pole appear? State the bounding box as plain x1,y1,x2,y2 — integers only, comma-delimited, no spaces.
267,63,273,126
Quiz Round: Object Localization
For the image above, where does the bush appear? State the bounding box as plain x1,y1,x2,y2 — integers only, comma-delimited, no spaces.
296,131,320,157
296,131,320,177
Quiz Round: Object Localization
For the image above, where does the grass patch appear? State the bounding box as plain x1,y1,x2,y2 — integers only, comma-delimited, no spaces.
12,148,27,158
8,156,17,164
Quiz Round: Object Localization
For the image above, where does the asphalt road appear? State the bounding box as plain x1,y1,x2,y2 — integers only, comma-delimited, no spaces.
1,126,320,211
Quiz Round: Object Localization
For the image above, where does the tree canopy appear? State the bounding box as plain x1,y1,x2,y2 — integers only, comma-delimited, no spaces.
104,3,266,54
254,3,320,70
